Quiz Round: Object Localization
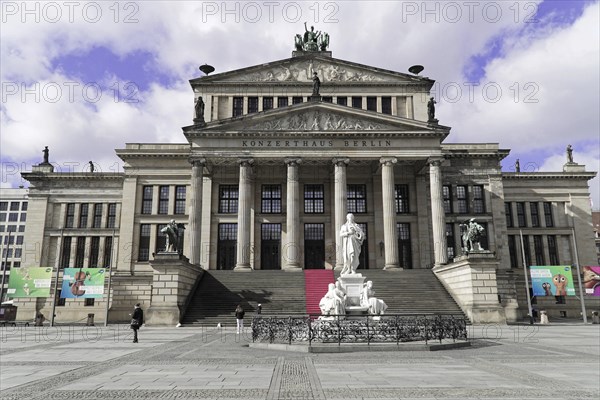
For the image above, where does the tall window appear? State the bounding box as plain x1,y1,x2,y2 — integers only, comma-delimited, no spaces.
533,235,545,265
138,224,151,261
473,185,485,214
21,202,28,211
141,186,153,214
543,202,554,227
366,96,377,111
351,96,362,109
248,96,259,113
174,186,186,214
446,223,456,259
107,203,117,228
336,97,347,106
0,202,6,211
233,96,243,117
65,203,75,228
516,202,526,227
530,203,540,227
92,204,102,228
75,237,86,268
304,185,324,214
103,236,113,267
548,235,559,265
479,222,489,250
158,186,169,214
395,184,409,214
505,202,513,228
89,237,100,268
347,184,367,213
79,203,89,228
261,185,282,213
218,185,239,213
508,235,518,268
60,237,72,268
443,185,452,214
522,235,532,267
277,97,288,107
10,202,19,211
292,96,303,104
263,97,274,111
156,224,167,254
456,185,468,214
382,97,392,114
397,223,412,269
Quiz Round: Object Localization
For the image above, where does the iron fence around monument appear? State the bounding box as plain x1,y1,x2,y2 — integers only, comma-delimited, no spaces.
251,314,468,346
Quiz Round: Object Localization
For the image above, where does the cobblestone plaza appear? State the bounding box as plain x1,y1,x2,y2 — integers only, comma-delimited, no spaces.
1,323,598,399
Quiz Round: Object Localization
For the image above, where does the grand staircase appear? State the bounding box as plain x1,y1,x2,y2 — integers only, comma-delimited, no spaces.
182,269,467,326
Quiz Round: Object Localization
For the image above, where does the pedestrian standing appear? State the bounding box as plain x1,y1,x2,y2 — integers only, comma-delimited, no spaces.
130,303,144,343
257,303,262,315
235,304,245,334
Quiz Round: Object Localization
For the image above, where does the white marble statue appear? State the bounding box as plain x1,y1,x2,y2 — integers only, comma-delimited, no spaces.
360,281,388,315
319,283,346,316
340,213,365,275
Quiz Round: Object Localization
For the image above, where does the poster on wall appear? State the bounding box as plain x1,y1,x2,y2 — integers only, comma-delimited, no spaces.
6,267,52,298
530,266,576,297
582,266,600,296
60,268,106,299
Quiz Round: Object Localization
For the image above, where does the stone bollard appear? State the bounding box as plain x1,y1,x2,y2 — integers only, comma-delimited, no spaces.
592,311,599,324
86,313,95,326
540,311,549,325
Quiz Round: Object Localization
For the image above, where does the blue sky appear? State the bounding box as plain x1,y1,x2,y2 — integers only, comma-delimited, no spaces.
1,0,598,208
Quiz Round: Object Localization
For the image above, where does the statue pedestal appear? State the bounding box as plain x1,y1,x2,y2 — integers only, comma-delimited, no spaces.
338,273,365,307
193,118,206,127
563,162,585,172
310,95,321,102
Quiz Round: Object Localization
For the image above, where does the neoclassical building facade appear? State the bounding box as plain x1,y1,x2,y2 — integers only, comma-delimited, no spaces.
15,48,597,323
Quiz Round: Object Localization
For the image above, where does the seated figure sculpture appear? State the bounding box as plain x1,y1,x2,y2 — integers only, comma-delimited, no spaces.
319,283,346,316
360,281,388,315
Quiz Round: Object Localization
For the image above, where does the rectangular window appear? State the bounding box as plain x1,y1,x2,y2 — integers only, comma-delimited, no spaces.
366,96,377,111
446,223,456,260
533,235,545,265
138,224,151,261
20,213,26,222
4,235,14,245
156,224,167,254
530,203,540,227
351,96,362,109
60,237,72,268
304,184,324,214
397,223,412,269
543,202,554,227
16,236,24,245
75,237,86,268
522,235,532,267
141,186,153,214
262,96,274,111
336,97,347,106
21,202,28,211
322,96,333,103
0,202,6,211
479,222,489,251
232,96,243,117
261,185,282,214
0,213,5,222
505,203,513,228
89,237,100,268
292,96,303,104
158,186,169,214
382,97,392,114
18,226,24,232
10,202,19,211
107,203,117,228
174,186,186,215
65,203,75,228
277,97,288,107
85,298,95,306
247,96,259,113
14,248,22,258
516,202,526,227
347,184,367,214
456,185,468,214
103,236,113,267
8,213,18,222
508,235,518,268
443,185,452,214
473,185,485,214
79,203,89,228
548,235,559,265
92,204,102,228
218,185,239,214
395,184,409,214
57,291,66,306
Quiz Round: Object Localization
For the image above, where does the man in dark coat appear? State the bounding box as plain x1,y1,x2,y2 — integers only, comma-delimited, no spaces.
130,303,144,343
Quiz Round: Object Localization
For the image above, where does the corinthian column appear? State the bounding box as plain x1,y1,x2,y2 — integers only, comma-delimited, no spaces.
235,159,253,271
380,157,400,270
333,158,349,270
188,158,205,265
284,159,302,270
429,159,448,266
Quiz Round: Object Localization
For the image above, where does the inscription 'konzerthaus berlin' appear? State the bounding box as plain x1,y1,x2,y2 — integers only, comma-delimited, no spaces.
242,139,393,148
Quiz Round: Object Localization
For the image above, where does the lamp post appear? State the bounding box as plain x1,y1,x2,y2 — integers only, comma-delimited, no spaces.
519,230,534,325
0,230,12,304
104,229,116,327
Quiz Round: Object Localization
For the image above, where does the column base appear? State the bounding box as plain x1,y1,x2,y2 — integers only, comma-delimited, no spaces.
383,264,402,271
234,264,253,272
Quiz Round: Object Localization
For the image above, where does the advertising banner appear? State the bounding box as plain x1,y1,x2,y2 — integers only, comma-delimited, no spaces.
6,267,52,298
530,266,575,297
582,266,600,296
61,268,106,298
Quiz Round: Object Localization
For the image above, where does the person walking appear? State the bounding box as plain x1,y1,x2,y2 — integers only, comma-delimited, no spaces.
235,304,245,334
130,303,144,343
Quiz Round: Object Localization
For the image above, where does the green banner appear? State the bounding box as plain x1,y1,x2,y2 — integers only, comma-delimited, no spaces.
7,267,53,298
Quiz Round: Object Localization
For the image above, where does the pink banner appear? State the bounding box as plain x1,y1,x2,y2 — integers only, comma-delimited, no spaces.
582,266,600,296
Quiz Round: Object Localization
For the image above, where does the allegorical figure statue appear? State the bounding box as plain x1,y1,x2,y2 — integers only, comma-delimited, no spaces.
566,144,573,163
515,159,520,173
194,96,205,122
42,146,50,164
460,218,485,253
89,161,95,173
161,219,181,253
340,213,365,275
312,72,320,95
303,22,321,51
319,283,346,316
427,97,436,121
360,281,388,315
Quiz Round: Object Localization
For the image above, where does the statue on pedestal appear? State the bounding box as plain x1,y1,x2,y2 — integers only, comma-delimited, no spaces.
194,96,205,123
340,213,365,275
294,24,328,52
312,72,321,96
427,97,437,122
460,218,485,253
515,159,520,173
319,283,346,316
566,144,573,163
360,281,388,315
161,219,183,253
303,22,321,51
42,146,50,164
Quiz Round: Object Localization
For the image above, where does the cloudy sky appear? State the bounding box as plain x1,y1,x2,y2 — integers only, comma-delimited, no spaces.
1,0,598,208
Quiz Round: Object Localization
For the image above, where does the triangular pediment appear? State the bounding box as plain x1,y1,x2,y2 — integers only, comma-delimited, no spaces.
191,55,431,85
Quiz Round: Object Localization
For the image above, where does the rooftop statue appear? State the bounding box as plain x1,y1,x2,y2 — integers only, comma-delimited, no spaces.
194,96,205,123
294,23,329,51
566,144,573,163
42,146,50,164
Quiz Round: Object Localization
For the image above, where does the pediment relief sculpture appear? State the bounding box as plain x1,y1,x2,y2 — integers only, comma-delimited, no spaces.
242,110,392,131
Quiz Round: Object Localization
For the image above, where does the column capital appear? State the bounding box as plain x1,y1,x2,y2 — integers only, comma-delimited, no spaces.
379,157,397,166
427,157,444,167
238,158,254,167
284,158,302,166
189,158,206,167
332,158,350,166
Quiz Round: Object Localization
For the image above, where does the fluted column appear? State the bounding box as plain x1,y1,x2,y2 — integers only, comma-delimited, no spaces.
188,158,205,265
429,159,448,265
235,159,253,271
380,157,400,270
333,158,349,270
284,159,302,270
